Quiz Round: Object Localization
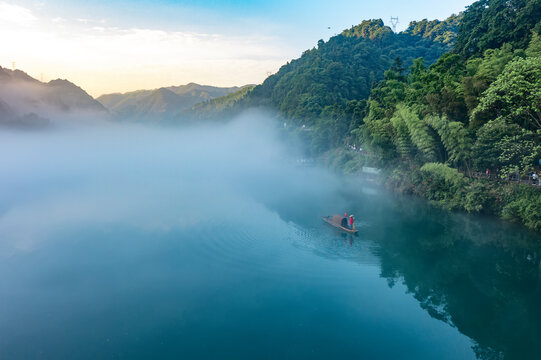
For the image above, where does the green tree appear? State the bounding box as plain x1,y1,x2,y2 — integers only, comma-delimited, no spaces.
496,129,541,179
345,99,367,131
526,31,541,58
394,104,438,162
403,15,461,48
454,0,541,58
472,57,541,130
390,110,414,159
472,118,522,170
462,44,522,114
426,115,473,170
405,58,430,105
342,19,393,40
424,53,468,122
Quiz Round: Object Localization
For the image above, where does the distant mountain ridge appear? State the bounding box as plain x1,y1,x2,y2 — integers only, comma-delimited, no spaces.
98,83,250,121
0,67,107,127
0,66,251,127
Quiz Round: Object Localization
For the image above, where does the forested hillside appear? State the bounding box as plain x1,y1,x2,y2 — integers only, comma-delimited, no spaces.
343,0,541,231
192,0,540,231
245,17,458,140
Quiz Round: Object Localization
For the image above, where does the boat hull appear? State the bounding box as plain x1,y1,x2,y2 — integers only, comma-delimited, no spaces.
322,215,359,233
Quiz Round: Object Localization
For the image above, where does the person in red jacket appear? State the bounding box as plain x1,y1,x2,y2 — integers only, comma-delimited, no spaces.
349,215,355,230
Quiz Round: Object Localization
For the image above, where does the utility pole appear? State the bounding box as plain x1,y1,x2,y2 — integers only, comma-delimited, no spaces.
390,17,399,33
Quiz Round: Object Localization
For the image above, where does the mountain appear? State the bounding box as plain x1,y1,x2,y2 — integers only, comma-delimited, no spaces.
97,83,247,121
242,18,457,124
184,17,458,126
0,98,49,128
45,79,107,113
0,67,108,127
179,85,255,121
0,98,16,120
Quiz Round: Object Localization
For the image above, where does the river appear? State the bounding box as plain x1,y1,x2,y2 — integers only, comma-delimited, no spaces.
1,121,540,359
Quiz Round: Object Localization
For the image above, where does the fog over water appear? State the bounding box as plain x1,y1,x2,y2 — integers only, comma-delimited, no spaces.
0,114,336,254
2,115,541,359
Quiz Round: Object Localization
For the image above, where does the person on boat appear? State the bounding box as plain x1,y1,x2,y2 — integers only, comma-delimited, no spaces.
349,215,355,230
341,213,348,228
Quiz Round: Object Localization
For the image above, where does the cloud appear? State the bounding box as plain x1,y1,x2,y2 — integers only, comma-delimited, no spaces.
0,2,293,96
0,2,37,26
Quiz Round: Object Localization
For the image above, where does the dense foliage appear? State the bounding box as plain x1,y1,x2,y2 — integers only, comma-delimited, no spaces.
361,2,539,230
332,0,541,230
243,18,454,145
454,0,541,58
403,15,461,46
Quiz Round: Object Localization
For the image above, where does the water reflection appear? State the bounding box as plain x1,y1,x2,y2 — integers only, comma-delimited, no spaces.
253,166,541,359
300,190,541,360
340,233,356,247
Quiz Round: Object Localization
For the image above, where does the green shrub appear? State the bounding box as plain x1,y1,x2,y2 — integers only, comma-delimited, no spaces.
326,148,367,174
417,162,467,209
464,181,488,213
464,179,503,214
522,197,541,231
501,185,541,231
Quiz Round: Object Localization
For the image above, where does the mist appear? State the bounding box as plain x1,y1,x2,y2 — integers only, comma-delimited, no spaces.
0,112,354,256
0,67,110,127
1,112,401,360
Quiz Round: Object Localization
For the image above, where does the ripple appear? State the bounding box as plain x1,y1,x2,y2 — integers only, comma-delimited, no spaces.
169,215,381,288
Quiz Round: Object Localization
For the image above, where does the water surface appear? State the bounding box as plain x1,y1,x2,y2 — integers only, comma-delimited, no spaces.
1,122,540,359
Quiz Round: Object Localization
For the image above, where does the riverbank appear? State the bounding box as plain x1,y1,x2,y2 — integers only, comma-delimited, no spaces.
390,164,541,232
324,148,541,233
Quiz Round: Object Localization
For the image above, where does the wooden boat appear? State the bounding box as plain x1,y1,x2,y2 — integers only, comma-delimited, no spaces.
322,215,359,234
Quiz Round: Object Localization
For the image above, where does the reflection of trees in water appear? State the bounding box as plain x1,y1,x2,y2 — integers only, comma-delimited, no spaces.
266,182,540,359
371,196,541,360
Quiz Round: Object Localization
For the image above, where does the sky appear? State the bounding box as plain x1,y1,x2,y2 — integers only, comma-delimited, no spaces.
0,0,475,97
